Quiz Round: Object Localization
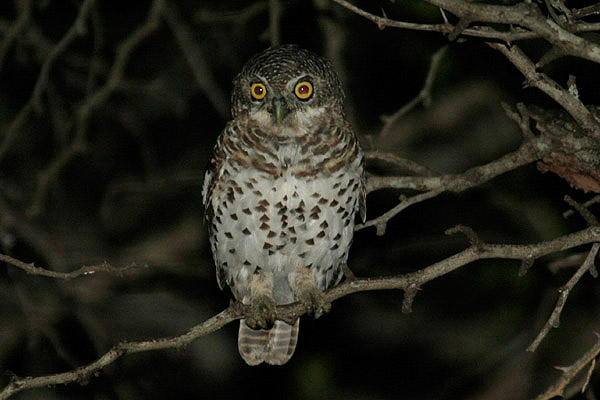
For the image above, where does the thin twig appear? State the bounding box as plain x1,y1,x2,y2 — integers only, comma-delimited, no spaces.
0,0,32,74
487,42,600,134
527,243,600,352
564,195,599,227
365,151,436,177
0,306,242,400
162,3,229,119
356,189,444,235
194,2,267,24
0,0,96,163
534,334,600,400
362,136,550,231
380,45,448,137
0,253,145,280
564,195,600,219
502,102,535,141
27,0,165,218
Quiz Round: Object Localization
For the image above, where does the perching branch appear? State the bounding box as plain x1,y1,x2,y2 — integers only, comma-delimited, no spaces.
2,225,599,398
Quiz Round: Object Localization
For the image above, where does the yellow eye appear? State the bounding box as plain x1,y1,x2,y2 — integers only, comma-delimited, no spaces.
250,82,267,100
294,81,313,100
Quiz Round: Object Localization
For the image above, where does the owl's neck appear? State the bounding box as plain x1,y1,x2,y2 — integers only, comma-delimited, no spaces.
227,113,355,179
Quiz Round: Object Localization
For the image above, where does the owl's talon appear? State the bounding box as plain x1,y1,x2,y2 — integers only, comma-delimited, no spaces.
300,289,331,320
245,295,277,330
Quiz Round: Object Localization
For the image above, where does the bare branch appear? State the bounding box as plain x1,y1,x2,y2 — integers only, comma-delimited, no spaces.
380,45,448,137
0,253,144,280
0,0,32,74
331,0,600,59
369,135,549,194
330,0,539,41
361,136,551,233
162,3,229,119
445,224,484,250
534,334,600,400
564,195,599,227
0,0,96,163
527,243,600,352
356,189,444,235
0,306,242,400
425,0,600,64
487,42,600,134
564,195,600,219
365,151,436,177
2,225,599,398
572,4,600,19
27,0,165,218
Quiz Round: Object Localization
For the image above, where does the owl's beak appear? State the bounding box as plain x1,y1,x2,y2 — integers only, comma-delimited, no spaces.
271,97,288,126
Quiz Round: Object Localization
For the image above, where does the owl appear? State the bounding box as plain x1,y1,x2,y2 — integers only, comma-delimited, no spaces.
202,44,365,365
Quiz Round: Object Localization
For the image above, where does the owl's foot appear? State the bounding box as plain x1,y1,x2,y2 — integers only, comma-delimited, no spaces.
298,288,331,320
245,295,277,330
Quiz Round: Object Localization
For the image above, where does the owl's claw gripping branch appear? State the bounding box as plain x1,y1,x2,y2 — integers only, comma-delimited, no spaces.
245,295,277,330
294,266,331,319
299,289,331,320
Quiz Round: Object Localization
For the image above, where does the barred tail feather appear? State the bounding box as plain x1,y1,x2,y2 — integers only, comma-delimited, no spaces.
238,319,300,365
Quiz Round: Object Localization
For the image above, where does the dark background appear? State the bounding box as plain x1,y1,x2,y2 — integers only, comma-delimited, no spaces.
0,0,599,399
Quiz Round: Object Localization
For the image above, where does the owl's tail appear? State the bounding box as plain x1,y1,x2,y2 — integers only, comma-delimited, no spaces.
238,319,299,365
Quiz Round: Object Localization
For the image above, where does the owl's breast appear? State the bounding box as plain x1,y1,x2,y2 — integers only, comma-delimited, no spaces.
209,161,361,296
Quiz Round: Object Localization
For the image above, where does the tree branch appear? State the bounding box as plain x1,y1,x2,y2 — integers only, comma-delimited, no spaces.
162,3,229,119
362,135,551,233
0,306,242,400
487,42,600,134
0,253,144,280
527,242,600,352
2,225,599,398
333,0,600,42
0,0,96,163
380,45,448,137
0,0,32,74
27,0,165,218
330,0,538,41
534,335,600,400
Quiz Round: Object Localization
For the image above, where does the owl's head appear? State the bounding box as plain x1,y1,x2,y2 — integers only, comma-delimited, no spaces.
231,45,344,127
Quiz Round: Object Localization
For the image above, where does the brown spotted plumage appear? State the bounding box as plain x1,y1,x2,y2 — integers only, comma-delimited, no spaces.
202,45,365,365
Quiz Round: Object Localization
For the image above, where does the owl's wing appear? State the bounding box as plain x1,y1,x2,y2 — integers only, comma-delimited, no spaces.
202,122,236,219
202,123,238,291
359,175,367,223
346,124,366,224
